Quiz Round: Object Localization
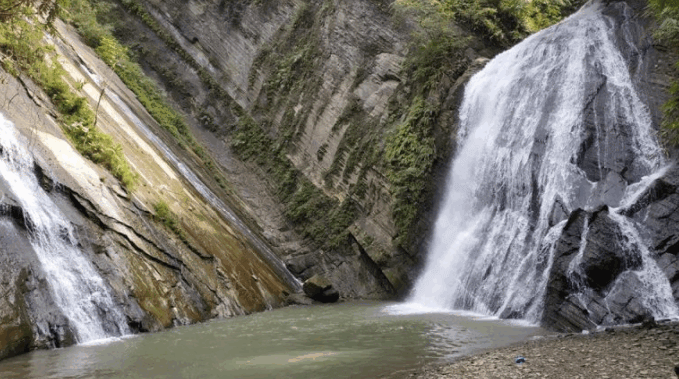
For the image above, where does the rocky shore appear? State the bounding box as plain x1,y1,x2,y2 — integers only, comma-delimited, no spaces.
400,321,679,379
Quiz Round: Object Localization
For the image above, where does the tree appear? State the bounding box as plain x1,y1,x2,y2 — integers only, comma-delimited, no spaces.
0,0,64,24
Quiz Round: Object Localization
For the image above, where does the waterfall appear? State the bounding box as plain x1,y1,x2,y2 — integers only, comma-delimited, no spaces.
0,114,129,343
403,1,679,323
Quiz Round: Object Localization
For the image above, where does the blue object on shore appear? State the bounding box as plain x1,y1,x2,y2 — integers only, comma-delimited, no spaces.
515,356,526,365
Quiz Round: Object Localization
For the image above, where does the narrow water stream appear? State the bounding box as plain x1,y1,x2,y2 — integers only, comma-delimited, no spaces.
0,302,545,378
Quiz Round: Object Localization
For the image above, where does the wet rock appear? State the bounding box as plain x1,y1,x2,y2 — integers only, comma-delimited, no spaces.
543,207,647,331
542,209,589,331
548,196,569,227
284,293,314,306
578,207,641,292
303,275,340,303
621,178,676,218
0,221,77,359
603,272,653,324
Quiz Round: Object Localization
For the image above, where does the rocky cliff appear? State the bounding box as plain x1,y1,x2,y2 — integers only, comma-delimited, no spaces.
0,0,501,360
1,0,676,362
85,0,506,300
69,0,679,330
539,0,679,331
0,19,294,360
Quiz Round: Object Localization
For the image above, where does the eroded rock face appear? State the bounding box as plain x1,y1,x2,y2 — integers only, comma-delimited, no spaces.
638,168,679,306
542,207,653,331
97,0,502,300
98,0,417,297
539,0,679,332
0,22,293,359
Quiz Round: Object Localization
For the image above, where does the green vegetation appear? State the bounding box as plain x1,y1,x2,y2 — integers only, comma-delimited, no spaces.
395,0,571,46
65,0,230,190
0,0,62,23
323,97,379,189
384,97,435,245
0,2,137,189
648,0,679,147
231,112,359,249
152,200,186,240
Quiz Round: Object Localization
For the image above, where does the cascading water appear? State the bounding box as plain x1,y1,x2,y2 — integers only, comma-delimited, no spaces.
0,114,129,343
403,0,679,324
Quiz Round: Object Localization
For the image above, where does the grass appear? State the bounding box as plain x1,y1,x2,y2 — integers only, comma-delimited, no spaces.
65,0,231,191
152,200,186,241
0,9,138,189
647,0,679,148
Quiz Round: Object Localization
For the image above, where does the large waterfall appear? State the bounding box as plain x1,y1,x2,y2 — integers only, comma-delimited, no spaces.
404,1,679,324
0,114,129,343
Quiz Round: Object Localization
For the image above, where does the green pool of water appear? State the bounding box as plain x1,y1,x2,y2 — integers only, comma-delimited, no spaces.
0,302,547,378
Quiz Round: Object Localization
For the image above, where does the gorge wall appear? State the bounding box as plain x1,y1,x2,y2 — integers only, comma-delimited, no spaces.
63,0,679,329
1,0,678,362
0,19,294,360
94,0,503,299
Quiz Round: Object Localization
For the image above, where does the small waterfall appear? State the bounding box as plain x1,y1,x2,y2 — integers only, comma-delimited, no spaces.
405,1,679,323
0,114,129,343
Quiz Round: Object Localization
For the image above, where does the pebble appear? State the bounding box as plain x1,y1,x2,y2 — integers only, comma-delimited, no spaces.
396,321,679,379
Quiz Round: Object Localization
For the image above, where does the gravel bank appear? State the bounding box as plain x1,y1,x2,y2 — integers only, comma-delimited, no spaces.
399,321,679,379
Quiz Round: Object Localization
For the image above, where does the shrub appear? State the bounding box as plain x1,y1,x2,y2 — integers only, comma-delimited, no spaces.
0,10,138,189
153,200,185,239
647,0,679,147
384,96,436,244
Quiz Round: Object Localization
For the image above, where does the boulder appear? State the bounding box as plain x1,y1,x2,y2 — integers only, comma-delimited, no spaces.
578,207,641,292
542,207,647,332
302,275,339,303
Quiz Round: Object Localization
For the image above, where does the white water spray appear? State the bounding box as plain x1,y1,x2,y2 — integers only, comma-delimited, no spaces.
0,114,129,343
400,1,678,323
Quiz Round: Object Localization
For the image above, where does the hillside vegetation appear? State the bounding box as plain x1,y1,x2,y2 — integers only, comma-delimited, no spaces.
649,0,679,147
0,0,138,188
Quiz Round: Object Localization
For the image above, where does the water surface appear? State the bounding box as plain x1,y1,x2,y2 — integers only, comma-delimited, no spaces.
0,302,546,378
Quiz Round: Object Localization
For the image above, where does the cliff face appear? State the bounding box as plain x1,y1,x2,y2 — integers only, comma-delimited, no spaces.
91,0,679,314
0,0,491,360
97,0,494,298
0,20,292,360
538,0,679,331
1,0,675,362
121,0,679,331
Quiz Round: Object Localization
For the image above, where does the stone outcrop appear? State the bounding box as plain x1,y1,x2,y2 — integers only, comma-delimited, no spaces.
539,0,679,332
542,207,651,331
